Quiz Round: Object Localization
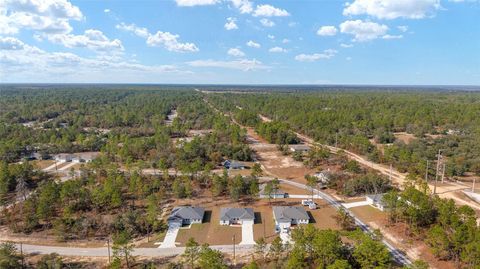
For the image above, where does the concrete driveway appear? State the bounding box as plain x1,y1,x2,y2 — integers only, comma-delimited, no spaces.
279,231,292,244
159,222,181,248
342,200,371,208
239,221,255,245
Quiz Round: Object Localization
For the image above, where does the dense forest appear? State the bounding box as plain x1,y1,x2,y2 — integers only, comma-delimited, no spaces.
0,86,255,241
206,91,480,178
1,85,479,268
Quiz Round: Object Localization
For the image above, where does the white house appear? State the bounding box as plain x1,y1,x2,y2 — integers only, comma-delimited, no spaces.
167,206,205,226
289,144,310,153
219,208,255,225
366,194,387,211
54,154,73,162
273,206,310,233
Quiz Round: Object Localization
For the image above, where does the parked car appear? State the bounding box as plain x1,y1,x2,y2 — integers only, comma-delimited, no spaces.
301,199,317,209
301,199,313,206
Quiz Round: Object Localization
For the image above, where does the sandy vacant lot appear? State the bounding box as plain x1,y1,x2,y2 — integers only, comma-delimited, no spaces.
245,127,317,183
393,132,416,144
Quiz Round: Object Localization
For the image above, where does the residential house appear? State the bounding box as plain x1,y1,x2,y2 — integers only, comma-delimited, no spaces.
289,144,310,153
223,160,247,170
219,208,255,225
366,193,387,211
273,206,310,232
54,154,74,162
167,206,205,226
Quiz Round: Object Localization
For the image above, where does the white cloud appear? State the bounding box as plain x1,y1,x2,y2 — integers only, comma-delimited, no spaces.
253,4,289,17
294,49,337,62
0,37,182,82
317,26,338,36
246,40,260,48
0,0,83,35
227,48,245,57
282,38,290,44
104,9,110,13
224,17,238,30
0,36,26,50
339,20,388,42
187,59,268,71
268,34,275,40
47,29,124,52
117,22,199,53
340,43,354,48
230,0,253,14
397,25,408,32
382,34,403,39
269,46,286,53
116,23,149,38
175,0,219,6
147,31,199,52
343,0,441,20
260,18,275,27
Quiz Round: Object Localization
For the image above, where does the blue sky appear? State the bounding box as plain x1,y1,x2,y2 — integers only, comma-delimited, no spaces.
0,0,479,85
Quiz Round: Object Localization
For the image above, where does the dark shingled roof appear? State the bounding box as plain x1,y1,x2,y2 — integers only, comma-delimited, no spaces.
220,208,255,221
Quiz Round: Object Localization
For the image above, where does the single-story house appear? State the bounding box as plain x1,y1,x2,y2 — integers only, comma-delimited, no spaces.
79,152,100,163
55,154,74,162
289,144,311,153
24,152,51,161
273,206,310,232
72,156,82,163
366,194,387,211
167,206,205,226
219,207,255,225
223,160,247,170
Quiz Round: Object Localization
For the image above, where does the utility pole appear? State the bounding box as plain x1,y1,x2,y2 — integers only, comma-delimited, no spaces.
473,178,476,193
425,160,429,182
389,164,392,182
20,242,24,269
441,163,446,183
335,132,338,148
232,234,236,266
434,149,443,195
107,239,111,264
263,216,266,238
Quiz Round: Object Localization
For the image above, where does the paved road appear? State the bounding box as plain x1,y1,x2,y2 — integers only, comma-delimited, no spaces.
207,99,412,266
258,113,480,211
267,177,412,266
13,243,256,257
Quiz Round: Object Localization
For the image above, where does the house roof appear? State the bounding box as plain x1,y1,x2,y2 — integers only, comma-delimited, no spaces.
367,193,386,205
289,144,310,150
273,206,310,223
220,208,254,221
168,206,205,222
223,160,247,168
